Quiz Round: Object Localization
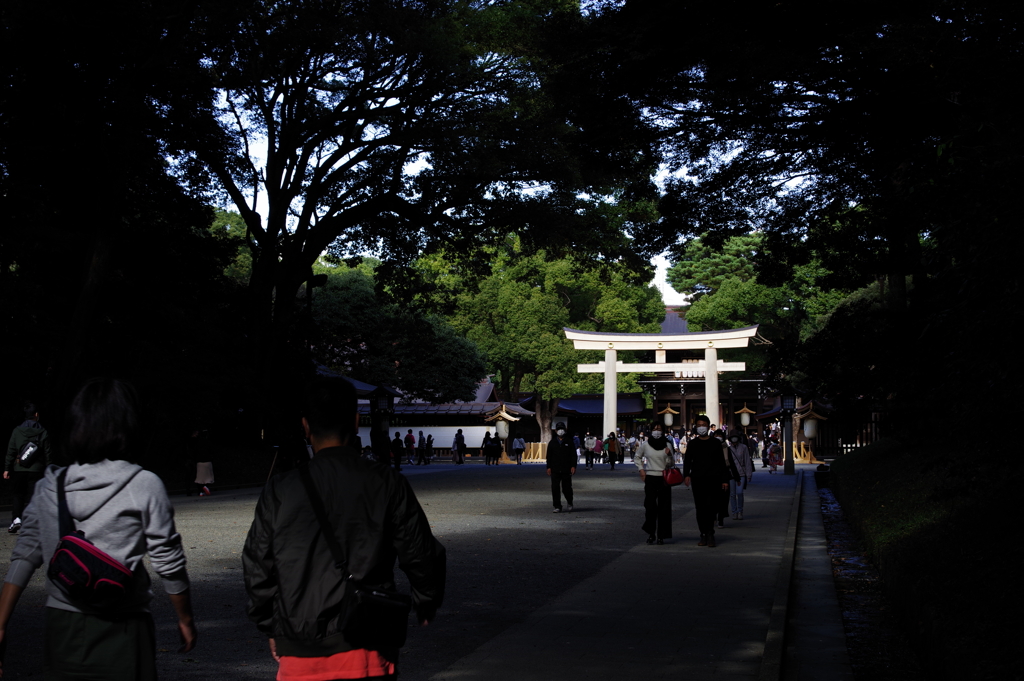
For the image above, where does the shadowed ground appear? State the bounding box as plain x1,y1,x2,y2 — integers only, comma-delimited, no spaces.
0,461,830,680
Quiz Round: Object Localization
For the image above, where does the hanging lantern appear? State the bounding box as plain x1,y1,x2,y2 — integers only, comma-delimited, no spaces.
484,403,519,441
735,404,756,427
797,402,827,439
657,405,679,428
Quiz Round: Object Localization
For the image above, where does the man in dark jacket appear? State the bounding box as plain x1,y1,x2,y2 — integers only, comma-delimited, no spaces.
243,379,445,679
683,414,736,547
4,402,52,533
547,421,577,512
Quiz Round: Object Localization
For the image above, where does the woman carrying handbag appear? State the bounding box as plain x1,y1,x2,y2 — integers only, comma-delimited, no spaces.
634,428,676,545
0,378,197,680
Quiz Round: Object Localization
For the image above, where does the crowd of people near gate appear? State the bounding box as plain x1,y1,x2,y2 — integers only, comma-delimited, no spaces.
548,420,785,547
369,422,785,477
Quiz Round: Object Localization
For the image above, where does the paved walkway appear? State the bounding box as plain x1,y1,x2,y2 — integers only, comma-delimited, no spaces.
427,464,850,681
0,462,852,680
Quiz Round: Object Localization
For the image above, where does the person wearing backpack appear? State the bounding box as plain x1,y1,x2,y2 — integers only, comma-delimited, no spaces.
0,378,197,679
4,402,52,534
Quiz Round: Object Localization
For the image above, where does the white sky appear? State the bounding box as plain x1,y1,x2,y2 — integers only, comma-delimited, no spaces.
652,254,688,306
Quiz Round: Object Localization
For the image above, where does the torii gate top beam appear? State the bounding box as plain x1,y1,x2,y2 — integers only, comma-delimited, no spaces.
563,325,758,351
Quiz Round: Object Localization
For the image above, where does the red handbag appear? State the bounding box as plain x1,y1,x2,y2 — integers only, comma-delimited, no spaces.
663,467,683,487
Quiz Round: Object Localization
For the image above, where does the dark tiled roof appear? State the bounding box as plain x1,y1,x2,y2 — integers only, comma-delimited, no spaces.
660,311,688,334
357,401,534,417
555,393,647,416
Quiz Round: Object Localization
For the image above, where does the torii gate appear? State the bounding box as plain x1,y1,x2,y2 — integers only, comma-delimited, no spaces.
563,325,759,437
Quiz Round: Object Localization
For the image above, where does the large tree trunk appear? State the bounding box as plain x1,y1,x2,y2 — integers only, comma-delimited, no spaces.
534,397,560,441
245,253,316,446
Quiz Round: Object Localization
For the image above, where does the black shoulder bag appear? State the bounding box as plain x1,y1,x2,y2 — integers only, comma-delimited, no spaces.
47,468,134,609
298,465,412,649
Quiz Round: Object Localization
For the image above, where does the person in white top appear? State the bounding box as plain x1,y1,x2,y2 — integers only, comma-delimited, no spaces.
634,429,675,545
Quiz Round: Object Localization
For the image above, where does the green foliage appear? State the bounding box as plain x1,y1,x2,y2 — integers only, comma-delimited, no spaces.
673,231,850,381
448,247,664,408
666,233,761,299
208,209,251,286
311,261,487,403
182,0,660,372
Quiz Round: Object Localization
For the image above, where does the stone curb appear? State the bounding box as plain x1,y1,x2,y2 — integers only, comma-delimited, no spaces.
760,469,803,681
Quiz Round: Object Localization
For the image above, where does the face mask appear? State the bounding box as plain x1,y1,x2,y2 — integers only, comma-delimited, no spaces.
651,430,662,438
696,426,709,436
730,437,738,443
556,429,565,436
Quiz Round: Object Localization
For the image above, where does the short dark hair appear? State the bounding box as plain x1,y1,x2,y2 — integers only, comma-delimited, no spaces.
303,378,357,442
67,378,140,464
22,402,38,420
694,414,711,425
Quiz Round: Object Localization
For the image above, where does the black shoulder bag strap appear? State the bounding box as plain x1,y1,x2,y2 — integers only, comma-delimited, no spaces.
56,468,79,539
298,465,352,580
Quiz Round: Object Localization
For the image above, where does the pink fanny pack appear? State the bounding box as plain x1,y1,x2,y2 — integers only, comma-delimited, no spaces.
46,468,135,609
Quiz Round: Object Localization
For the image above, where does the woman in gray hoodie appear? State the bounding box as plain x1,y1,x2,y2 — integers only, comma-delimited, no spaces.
0,378,197,679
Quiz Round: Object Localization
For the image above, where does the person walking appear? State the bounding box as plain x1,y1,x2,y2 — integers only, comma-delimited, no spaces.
512,436,525,465
391,431,404,471
635,428,674,544
243,378,445,681
404,429,416,465
728,433,754,519
484,434,503,466
683,415,736,547
546,422,576,512
482,432,494,465
4,402,52,534
606,432,620,471
189,428,215,496
767,437,782,473
416,431,429,465
454,428,466,464
583,432,596,470
0,378,197,679
714,431,732,529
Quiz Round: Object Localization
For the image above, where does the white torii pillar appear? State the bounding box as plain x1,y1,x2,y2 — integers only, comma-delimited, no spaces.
565,326,759,436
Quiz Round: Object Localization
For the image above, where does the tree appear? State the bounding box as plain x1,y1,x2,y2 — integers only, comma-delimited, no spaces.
1,0,226,408
311,260,487,403
603,0,1022,298
447,245,665,433
666,233,761,300
177,0,658,423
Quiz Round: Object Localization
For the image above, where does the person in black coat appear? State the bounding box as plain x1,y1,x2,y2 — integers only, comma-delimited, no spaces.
683,414,737,547
390,432,404,471
546,421,576,512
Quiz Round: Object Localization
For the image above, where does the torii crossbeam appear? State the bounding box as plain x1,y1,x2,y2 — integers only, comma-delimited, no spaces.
564,326,759,436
